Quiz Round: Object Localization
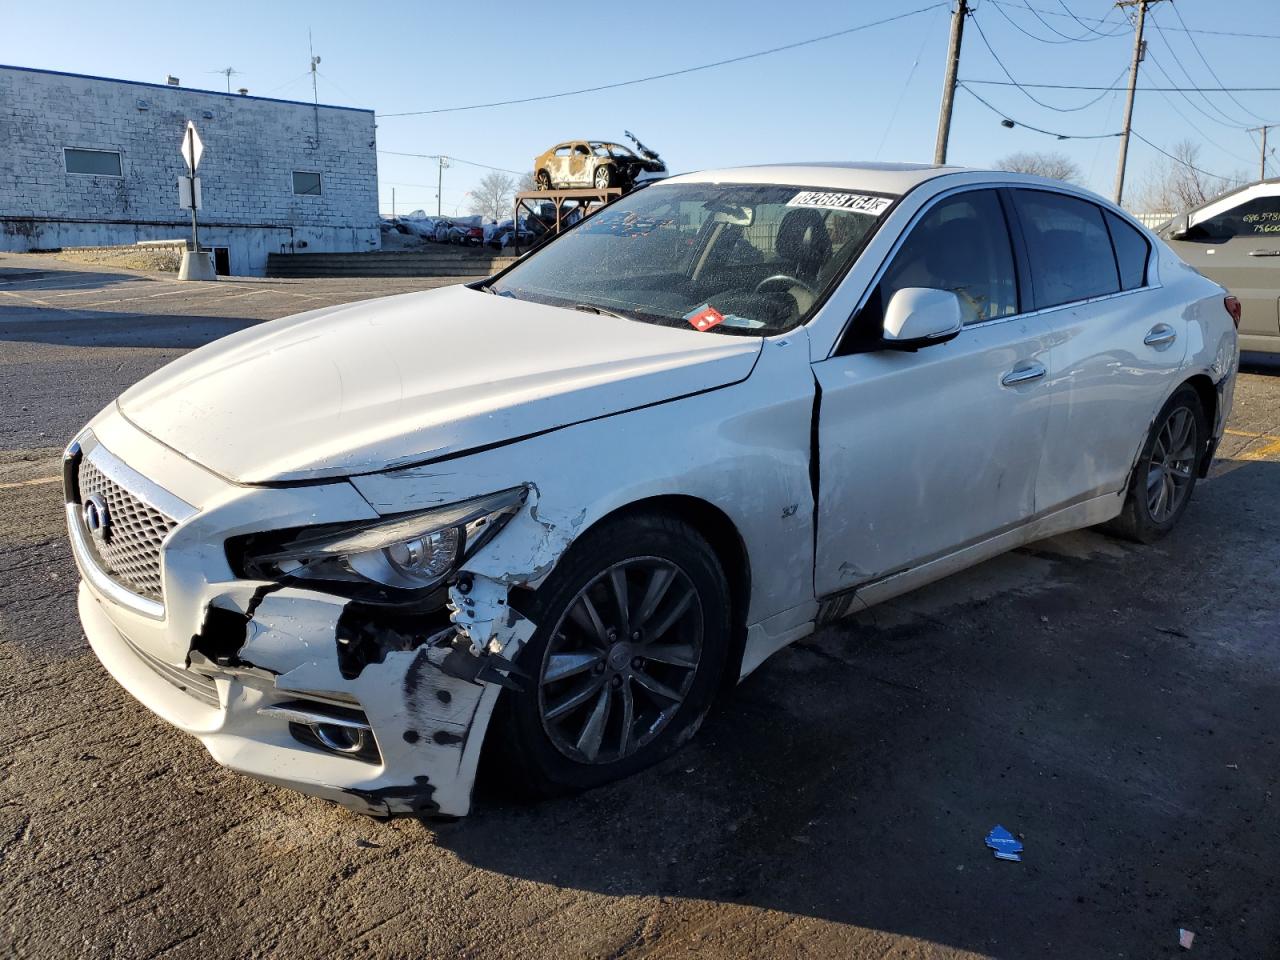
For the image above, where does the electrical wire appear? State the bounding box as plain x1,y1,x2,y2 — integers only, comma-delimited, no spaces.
960,79,1280,93
958,82,1122,139
1130,130,1241,184
969,13,1128,112
376,3,946,118
1145,13,1257,130
1167,2,1274,125
378,150,522,175
988,1,1087,45
1054,0,1128,38
875,5,942,159
989,1,1280,40
1013,0,1126,41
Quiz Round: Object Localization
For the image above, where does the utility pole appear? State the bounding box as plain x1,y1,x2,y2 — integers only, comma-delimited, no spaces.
933,0,969,166
308,31,321,147
437,156,449,217
1251,125,1275,180
391,187,396,219
1114,0,1165,205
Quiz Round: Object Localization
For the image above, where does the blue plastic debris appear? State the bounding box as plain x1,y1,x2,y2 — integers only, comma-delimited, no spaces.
985,824,1024,861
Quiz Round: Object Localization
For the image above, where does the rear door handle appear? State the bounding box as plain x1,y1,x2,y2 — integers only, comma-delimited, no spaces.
1248,249,1280,257
1144,323,1178,348
1001,361,1046,387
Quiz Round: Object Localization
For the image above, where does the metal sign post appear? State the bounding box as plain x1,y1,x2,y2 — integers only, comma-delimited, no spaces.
178,121,215,280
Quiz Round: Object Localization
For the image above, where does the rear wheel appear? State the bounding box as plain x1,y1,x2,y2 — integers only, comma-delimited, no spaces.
593,165,613,189
488,513,731,798
1106,385,1206,543
536,169,552,191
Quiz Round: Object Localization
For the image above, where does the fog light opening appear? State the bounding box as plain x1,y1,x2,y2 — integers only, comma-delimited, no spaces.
314,722,366,754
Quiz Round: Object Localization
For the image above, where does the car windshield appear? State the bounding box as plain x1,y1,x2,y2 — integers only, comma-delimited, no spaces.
591,142,633,158
488,182,894,335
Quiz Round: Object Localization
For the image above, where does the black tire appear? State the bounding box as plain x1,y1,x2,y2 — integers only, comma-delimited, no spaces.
1106,385,1207,544
488,512,731,799
536,170,552,191
593,165,613,189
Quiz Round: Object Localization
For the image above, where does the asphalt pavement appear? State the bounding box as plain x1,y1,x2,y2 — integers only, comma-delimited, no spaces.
2,253,1278,959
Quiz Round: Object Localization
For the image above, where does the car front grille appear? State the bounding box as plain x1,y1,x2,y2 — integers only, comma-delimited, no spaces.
76,457,175,604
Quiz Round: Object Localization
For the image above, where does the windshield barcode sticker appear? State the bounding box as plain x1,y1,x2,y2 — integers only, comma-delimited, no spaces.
787,191,892,215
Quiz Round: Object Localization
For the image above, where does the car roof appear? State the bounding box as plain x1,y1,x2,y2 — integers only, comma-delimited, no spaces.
663,162,969,194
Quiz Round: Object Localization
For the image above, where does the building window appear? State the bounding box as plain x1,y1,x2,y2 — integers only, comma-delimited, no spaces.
64,148,122,177
292,171,323,196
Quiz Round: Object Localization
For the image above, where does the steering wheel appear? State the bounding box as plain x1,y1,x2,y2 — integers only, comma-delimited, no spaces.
753,274,818,298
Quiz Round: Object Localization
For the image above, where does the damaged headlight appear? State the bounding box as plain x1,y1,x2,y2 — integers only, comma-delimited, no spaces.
230,487,527,601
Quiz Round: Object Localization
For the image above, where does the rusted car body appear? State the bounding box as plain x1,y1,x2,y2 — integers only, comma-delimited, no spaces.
532,139,666,192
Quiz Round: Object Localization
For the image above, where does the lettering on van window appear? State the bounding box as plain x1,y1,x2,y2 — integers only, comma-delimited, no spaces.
787,191,892,215
1243,211,1280,234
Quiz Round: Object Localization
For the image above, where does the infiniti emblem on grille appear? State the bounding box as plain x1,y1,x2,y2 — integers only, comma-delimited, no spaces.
82,494,110,543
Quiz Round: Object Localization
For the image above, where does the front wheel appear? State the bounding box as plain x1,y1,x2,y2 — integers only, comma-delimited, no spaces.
488,513,731,798
593,165,612,189
1106,385,1207,543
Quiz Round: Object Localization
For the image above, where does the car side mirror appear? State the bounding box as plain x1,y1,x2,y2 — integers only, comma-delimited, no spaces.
880,287,964,350
1169,214,1191,240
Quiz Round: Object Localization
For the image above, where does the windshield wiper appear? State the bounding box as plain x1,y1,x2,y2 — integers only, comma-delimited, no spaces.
573,303,629,320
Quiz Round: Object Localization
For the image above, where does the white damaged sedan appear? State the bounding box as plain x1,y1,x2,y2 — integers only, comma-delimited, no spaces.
66,163,1238,817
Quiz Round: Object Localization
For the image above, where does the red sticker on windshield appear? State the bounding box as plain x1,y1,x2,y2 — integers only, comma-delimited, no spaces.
685,304,724,331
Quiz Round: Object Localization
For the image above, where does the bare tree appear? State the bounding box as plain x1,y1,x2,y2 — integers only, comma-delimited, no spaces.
469,172,516,220
516,171,537,194
1132,140,1247,216
994,151,1083,184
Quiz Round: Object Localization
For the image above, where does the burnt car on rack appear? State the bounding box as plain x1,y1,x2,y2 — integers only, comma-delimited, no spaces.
533,132,666,192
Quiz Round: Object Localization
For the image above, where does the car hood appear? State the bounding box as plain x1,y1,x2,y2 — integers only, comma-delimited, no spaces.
117,285,761,484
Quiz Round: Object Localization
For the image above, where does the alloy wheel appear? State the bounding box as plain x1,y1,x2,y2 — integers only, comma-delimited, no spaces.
1146,405,1197,523
538,557,703,764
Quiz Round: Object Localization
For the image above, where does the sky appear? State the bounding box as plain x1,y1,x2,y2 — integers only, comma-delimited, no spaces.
4,0,1280,215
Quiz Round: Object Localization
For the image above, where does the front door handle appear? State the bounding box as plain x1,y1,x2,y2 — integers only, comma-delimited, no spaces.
1001,361,1046,387
1248,249,1280,257
1144,323,1178,348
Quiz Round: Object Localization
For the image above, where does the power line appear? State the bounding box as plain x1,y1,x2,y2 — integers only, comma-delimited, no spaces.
958,82,1122,139
1013,0,1127,41
1130,130,1241,183
377,4,946,118
1055,0,1129,38
988,0,1280,39
1166,3,1273,125
378,150,522,175
970,12,1128,112
960,79,1280,93
988,0,1090,44
1145,13,1256,130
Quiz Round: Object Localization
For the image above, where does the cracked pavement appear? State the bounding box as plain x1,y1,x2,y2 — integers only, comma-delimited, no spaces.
2,254,1278,959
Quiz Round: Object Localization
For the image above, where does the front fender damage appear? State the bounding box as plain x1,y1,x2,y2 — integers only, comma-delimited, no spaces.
184,488,576,818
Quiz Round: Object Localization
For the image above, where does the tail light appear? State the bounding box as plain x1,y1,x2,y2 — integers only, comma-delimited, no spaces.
1225,295,1242,328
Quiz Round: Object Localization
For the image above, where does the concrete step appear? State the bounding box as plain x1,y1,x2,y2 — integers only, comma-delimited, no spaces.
267,251,519,278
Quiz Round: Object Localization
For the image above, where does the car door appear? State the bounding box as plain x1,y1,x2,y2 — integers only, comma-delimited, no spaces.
1169,189,1280,349
1007,188,1186,510
813,187,1052,597
568,143,591,186
548,145,572,186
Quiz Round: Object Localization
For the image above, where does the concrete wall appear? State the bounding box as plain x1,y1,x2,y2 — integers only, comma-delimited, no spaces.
0,64,380,275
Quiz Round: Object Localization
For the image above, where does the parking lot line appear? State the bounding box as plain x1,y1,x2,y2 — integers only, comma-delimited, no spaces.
0,475,60,491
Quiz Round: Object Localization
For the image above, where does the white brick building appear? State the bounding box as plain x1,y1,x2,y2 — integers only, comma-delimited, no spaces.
0,64,379,275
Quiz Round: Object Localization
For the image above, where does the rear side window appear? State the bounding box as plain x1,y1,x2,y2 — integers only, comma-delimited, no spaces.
1012,190,1120,310
1186,195,1280,241
875,189,1019,325
1105,212,1150,290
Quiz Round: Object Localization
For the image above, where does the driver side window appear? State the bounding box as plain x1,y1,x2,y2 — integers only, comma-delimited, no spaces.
877,190,1019,325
